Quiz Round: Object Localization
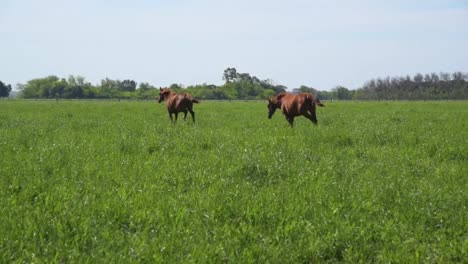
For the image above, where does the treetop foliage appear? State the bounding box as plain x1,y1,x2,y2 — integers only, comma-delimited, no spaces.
0,80,12,98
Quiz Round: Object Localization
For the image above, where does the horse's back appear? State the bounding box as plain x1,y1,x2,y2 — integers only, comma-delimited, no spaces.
170,94,194,112
281,93,315,116
279,94,293,115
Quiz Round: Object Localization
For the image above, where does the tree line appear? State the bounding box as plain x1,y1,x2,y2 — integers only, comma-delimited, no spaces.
1,69,467,100
353,72,468,100
295,72,468,100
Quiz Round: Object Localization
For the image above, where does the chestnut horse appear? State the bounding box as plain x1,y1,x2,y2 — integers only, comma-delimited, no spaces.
158,88,200,123
268,92,324,127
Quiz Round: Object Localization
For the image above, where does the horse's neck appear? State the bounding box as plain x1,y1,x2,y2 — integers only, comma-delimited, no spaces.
274,94,287,104
165,92,177,100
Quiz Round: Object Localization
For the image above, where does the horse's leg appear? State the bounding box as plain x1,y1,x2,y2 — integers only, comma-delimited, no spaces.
311,111,318,124
168,112,174,123
186,103,195,123
183,110,188,121
303,111,318,125
174,112,179,123
189,110,195,123
306,103,318,124
285,115,294,127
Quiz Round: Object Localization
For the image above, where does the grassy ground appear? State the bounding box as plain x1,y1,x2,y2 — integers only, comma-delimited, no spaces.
0,100,466,263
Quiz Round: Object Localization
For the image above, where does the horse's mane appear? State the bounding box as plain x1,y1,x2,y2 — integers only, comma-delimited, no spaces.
160,88,173,94
276,92,287,98
270,92,287,101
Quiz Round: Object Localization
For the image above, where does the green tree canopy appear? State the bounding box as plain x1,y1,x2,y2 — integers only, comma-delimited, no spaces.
0,81,12,97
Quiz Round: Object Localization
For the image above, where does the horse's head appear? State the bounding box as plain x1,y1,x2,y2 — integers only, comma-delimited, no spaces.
158,87,170,103
268,93,287,119
267,97,281,119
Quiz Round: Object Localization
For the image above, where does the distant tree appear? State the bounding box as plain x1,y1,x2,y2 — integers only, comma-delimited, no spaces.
99,78,120,98
169,83,183,92
223,67,238,83
414,73,424,83
121,80,137,92
430,73,439,83
18,75,61,98
138,82,153,91
452,72,464,81
0,81,12,97
440,72,450,81
273,85,287,94
237,72,252,83
333,86,352,100
100,78,119,90
220,67,287,99
262,89,276,99
298,85,317,94
64,75,92,98
135,82,158,99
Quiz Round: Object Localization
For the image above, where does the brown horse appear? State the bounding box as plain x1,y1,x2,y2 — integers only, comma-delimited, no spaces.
158,88,200,123
268,92,324,127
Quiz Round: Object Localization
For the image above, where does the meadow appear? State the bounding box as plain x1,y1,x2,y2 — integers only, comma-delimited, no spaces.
0,99,466,263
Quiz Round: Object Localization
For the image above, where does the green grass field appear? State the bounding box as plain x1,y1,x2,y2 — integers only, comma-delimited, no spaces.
0,100,466,263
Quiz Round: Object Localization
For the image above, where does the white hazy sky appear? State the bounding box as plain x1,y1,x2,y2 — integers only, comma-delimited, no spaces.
1,0,467,90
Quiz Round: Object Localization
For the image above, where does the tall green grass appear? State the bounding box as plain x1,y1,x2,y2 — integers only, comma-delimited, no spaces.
0,100,466,262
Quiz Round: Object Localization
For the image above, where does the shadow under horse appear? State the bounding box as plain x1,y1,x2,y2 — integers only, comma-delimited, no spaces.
268,92,325,127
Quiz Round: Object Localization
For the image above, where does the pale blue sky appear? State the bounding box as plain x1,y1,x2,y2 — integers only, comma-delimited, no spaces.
1,0,467,90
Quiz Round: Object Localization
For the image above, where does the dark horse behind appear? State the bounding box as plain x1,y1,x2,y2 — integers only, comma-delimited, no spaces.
158,87,200,123
268,92,324,127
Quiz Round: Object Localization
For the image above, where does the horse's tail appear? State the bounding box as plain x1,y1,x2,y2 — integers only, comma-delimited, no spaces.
307,94,324,107
192,99,200,104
